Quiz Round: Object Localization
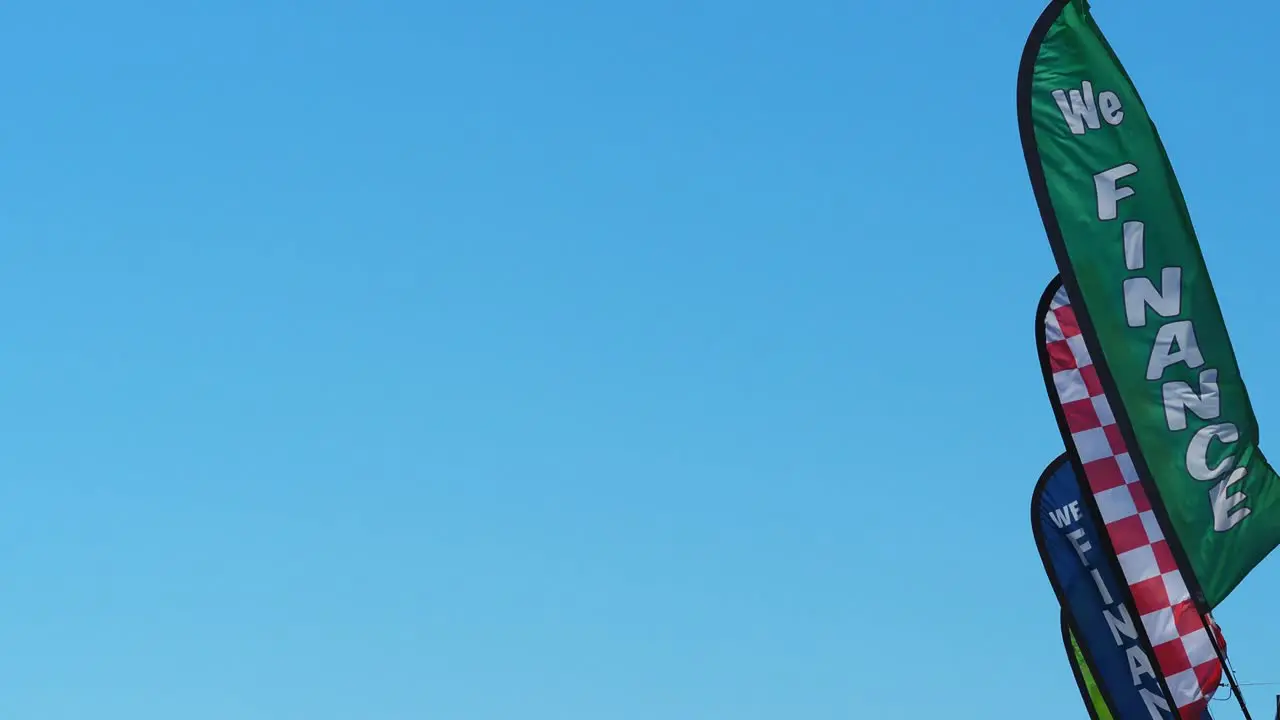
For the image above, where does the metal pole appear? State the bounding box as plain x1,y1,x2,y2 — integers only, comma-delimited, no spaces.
1203,614,1252,720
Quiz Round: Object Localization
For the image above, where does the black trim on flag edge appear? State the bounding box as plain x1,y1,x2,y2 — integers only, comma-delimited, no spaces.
1020,2,1255,715
1030,450,1120,719
1017,0,1239,619
1061,610,1106,720
1033,277,1180,715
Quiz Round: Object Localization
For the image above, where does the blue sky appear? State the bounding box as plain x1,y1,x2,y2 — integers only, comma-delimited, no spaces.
0,0,1277,717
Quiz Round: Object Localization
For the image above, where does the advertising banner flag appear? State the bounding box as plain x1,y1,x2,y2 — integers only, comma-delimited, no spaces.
1017,0,1280,607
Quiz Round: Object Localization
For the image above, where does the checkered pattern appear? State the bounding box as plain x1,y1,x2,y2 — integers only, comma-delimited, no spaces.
1044,286,1223,718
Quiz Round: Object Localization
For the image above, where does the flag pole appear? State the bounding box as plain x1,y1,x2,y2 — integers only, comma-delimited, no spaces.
1203,614,1252,720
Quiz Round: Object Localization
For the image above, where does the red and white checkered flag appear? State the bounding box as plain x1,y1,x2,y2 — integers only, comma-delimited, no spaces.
1041,282,1224,718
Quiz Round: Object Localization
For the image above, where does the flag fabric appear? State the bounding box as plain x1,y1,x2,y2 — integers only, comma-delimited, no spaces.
1064,615,1113,720
1037,280,1225,717
1063,619,1215,720
1017,0,1280,606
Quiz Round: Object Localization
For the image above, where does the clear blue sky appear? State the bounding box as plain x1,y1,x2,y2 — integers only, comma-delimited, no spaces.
0,1,1277,718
